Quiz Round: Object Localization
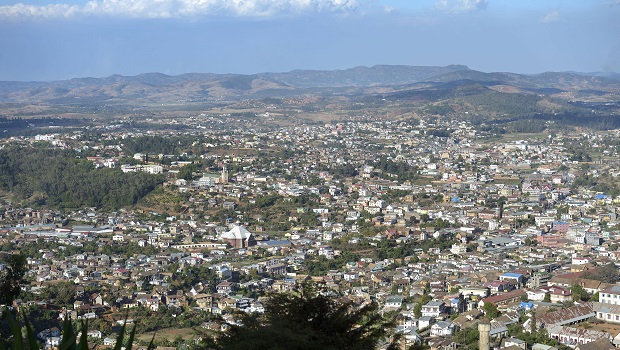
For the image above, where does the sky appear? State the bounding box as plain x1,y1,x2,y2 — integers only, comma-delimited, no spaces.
0,0,618,81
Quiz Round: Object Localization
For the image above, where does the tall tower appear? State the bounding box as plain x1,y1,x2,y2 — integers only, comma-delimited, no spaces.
221,164,229,184
479,322,491,350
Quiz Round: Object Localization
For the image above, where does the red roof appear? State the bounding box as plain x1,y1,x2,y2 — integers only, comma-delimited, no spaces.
481,289,526,305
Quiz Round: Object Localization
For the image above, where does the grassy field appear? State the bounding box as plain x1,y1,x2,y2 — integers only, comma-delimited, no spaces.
136,327,202,344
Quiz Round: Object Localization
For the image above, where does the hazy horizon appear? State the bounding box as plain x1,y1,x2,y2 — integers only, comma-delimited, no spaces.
2,64,620,84
1,0,618,81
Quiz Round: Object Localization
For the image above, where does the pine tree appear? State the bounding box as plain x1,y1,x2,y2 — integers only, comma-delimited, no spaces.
199,282,401,350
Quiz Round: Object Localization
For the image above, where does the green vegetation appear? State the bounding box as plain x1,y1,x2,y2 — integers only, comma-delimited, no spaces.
382,236,455,259
413,294,432,319
572,173,620,197
122,135,216,155
0,147,164,209
0,254,27,305
40,281,76,307
371,156,419,181
170,265,218,292
0,239,101,260
331,163,359,178
304,252,360,277
506,322,569,350
583,263,619,283
461,92,547,117
127,307,212,335
571,284,591,302
453,327,479,350
219,75,256,90
424,103,454,116
507,119,548,133
177,163,198,180
0,310,150,350
198,283,400,350
482,302,500,319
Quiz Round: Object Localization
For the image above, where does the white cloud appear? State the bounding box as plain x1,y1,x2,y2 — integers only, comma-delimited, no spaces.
540,10,561,23
382,6,396,14
436,0,487,13
0,0,361,19
0,3,81,18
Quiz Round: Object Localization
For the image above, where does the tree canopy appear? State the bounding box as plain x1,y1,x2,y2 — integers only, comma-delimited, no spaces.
178,163,198,181
0,254,27,305
204,283,399,350
583,263,619,283
0,147,164,209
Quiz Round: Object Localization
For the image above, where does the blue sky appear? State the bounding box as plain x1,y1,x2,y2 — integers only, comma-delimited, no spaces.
0,0,618,81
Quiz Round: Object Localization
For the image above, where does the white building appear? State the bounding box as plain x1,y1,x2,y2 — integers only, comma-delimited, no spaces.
431,321,455,337
600,286,620,305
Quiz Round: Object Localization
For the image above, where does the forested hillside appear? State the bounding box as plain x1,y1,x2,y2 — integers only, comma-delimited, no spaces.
0,147,164,209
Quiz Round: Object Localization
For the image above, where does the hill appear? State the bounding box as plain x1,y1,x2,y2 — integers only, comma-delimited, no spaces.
0,65,618,106
260,64,471,87
0,65,618,131
0,65,620,104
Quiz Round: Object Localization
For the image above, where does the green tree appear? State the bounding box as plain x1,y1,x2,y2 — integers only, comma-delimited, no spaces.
42,281,76,306
583,263,619,283
1,311,150,350
571,284,589,302
0,147,164,210
455,327,479,350
413,294,433,318
0,254,27,305
203,283,400,350
591,292,599,302
177,163,197,181
482,302,500,320
413,303,422,319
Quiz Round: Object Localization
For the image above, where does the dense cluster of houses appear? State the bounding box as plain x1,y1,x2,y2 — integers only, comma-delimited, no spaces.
4,118,620,349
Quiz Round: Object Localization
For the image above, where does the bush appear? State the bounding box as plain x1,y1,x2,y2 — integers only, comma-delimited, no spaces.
0,310,152,350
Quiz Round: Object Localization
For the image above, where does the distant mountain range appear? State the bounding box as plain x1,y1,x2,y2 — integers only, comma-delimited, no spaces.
0,65,618,105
